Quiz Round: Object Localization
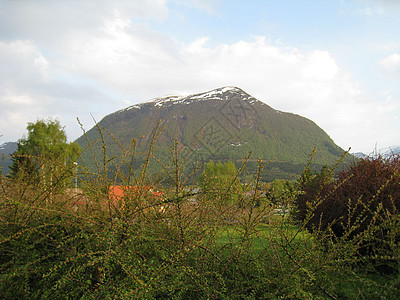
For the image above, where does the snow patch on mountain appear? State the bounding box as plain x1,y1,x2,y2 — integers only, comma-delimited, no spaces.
152,86,249,107
119,86,260,112
352,145,400,158
188,86,239,101
381,145,400,156
154,95,187,107
0,142,17,155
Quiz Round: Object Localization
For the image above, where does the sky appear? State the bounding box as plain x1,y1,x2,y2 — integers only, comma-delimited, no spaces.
1,0,400,153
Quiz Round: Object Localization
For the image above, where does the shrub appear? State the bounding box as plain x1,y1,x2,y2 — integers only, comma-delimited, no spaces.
3,121,400,298
294,154,400,271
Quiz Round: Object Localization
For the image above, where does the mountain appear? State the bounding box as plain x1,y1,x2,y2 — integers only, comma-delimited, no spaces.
76,87,348,182
0,142,17,175
380,145,400,157
352,152,366,159
352,145,400,159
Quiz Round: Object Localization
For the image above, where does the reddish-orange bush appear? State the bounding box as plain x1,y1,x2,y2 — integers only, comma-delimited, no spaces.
295,155,400,262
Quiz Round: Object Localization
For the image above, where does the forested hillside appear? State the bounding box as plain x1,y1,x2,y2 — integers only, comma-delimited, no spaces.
76,87,349,181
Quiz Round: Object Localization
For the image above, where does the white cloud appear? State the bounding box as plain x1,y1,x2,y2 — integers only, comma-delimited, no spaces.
0,0,171,143
171,0,221,14
0,41,52,140
0,41,50,87
191,0,220,13
360,0,400,8
352,0,400,15
1,12,394,152
0,39,127,142
378,53,400,76
0,1,169,61
0,41,89,107
1,1,398,153
38,14,392,152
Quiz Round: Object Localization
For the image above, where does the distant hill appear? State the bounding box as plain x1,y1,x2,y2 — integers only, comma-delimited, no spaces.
353,145,400,159
76,87,349,182
0,142,17,175
380,145,400,157
352,152,366,159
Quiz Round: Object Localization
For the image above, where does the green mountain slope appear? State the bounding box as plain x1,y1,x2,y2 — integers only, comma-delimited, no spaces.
76,87,347,181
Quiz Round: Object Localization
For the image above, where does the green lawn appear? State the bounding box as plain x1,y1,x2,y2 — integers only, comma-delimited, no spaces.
212,221,400,299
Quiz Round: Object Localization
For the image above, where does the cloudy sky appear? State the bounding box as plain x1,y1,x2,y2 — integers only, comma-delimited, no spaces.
1,0,400,153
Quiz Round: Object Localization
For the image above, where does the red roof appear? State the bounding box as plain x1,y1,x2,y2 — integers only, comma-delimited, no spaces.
109,185,164,202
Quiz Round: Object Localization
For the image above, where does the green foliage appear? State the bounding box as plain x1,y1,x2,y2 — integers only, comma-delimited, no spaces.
1,126,400,299
198,160,244,208
9,119,80,190
266,179,296,206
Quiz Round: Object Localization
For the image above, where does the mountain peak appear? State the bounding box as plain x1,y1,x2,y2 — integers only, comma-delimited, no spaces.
121,87,255,112
188,86,248,97
151,86,255,108
211,86,242,92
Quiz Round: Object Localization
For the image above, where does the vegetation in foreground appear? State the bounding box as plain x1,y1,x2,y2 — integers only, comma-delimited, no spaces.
1,120,400,299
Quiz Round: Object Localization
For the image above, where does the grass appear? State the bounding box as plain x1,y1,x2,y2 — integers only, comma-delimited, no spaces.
215,220,310,251
213,217,400,299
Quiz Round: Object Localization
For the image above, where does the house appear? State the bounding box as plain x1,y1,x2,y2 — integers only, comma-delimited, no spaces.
109,185,164,210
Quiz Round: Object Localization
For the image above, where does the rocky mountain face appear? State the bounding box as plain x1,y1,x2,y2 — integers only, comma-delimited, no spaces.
0,142,17,174
76,87,347,181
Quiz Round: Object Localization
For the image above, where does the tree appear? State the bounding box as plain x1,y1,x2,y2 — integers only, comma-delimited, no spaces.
198,160,242,205
9,119,80,189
